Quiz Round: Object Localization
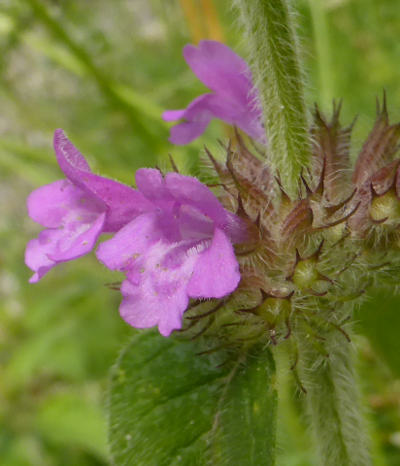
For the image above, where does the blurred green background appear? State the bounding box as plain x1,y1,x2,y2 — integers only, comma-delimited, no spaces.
1,0,400,464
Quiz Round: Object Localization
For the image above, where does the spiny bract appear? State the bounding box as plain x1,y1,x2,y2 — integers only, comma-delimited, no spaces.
180,98,400,374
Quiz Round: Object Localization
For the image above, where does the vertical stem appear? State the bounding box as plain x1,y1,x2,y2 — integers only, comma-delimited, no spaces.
298,331,372,466
235,0,310,197
201,0,225,42
308,0,334,110
274,345,317,463
179,0,205,43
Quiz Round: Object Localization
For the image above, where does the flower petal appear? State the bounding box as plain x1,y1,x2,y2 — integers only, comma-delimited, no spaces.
135,168,172,202
25,211,106,282
163,79,264,144
119,277,189,337
183,40,252,102
162,109,186,121
48,211,106,261
119,241,198,336
27,179,104,228
163,94,215,145
96,212,163,272
25,234,57,283
187,227,240,298
54,129,153,231
168,120,210,145
178,204,215,240
165,172,228,228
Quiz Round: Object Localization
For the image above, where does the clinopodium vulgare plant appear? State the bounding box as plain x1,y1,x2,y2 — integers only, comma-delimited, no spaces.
26,0,400,464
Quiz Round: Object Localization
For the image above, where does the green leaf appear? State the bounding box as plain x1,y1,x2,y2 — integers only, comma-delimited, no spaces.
109,332,277,466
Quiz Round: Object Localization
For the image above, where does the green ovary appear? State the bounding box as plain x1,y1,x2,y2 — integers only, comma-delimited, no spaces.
292,259,319,289
370,190,400,224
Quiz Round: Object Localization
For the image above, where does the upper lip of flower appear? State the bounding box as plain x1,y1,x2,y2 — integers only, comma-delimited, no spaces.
53,129,154,232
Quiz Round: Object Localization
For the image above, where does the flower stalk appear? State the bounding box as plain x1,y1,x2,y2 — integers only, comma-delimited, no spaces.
298,329,372,466
234,0,310,196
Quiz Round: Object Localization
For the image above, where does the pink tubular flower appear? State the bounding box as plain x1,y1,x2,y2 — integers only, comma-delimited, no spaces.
96,168,243,336
26,130,243,336
162,40,264,145
25,129,152,283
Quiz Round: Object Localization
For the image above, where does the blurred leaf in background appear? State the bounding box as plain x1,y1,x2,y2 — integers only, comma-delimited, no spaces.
1,0,400,464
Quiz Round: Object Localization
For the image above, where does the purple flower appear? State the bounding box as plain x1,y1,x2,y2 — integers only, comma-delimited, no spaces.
96,168,243,336
162,40,264,145
25,129,152,283
26,130,243,336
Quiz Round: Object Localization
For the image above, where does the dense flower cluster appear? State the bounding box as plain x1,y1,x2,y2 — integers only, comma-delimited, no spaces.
160,41,400,352
27,40,400,350
179,100,400,351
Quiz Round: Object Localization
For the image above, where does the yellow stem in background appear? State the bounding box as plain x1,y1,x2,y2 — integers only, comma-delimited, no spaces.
179,0,225,43
179,0,205,43
200,0,225,42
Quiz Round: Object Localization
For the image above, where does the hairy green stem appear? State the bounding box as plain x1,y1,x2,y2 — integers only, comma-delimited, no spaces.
308,0,334,110
298,331,372,466
235,0,310,196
